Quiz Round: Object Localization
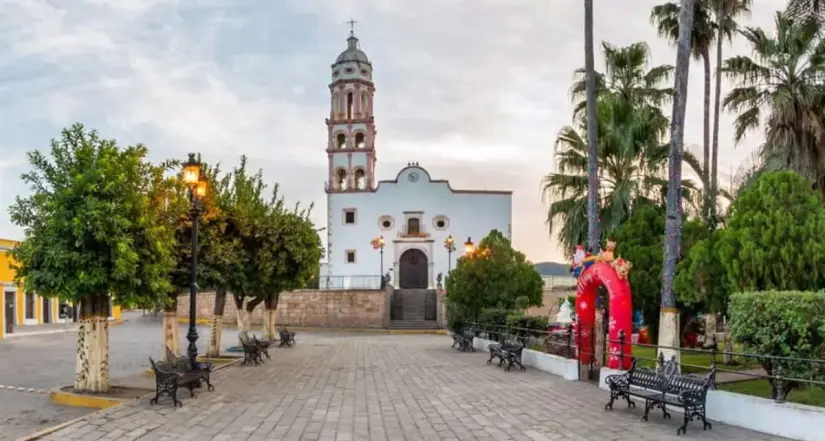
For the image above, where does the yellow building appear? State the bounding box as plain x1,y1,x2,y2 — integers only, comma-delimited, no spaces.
0,238,121,339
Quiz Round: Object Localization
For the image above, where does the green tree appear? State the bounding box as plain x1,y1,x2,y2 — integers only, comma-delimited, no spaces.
583,0,600,255
9,124,176,393
255,190,323,341
661,0,698,364
224,157,270,335
729,291,825,400
709,0,751,225
717,171,825,291
445,230,543,322
675,220,729,343
613,202,665,342
722,14,825,192
544,42,702,254
651,0,715,219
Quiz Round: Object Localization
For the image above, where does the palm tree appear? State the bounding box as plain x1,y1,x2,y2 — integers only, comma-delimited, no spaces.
786,0,825,21
544,95,701,254
722,13,825,190
661,0,698,365
584,0,600,255
571,42,674,117
651,0,715,221
709,0,751,227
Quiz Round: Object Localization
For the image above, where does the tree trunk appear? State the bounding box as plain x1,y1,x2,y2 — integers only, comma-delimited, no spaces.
233,294,250,339
261,293,280,341
701,48,712,220
161,293,180,361
659,0,698,366
206,288,227,358
594,308,606,370
723,318,734,364
74,293,111,393
703,312,717,346
710,5,725,227
584,0,601,253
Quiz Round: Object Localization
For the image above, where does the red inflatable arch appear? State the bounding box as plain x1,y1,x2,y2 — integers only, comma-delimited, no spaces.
575,262,633,369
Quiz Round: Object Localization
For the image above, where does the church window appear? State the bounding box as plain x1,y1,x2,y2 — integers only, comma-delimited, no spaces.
433,216,449,230
345,67,354,74
378,216,394,230
354,132,366,149
361,94,368,114
336,133,346,149
332,92,339,114
345,250,356,263
354,168,367,190
361,69,368,76
347,92,354,119
407,217,421,235
333,70,339,77
343,208,356,225
335,168,348,190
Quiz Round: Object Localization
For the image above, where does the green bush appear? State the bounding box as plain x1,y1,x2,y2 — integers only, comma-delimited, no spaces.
729,291,825,400
479,307,515,341
445,299,474,334
506,314,549,332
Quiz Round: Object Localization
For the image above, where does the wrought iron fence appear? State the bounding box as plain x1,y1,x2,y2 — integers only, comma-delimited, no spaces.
466,321,825,405
316,275,383,290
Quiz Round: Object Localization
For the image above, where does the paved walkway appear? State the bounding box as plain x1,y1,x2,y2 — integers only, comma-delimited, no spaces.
37,334,786,441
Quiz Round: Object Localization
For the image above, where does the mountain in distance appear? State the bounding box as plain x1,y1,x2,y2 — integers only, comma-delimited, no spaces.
533,261,571,276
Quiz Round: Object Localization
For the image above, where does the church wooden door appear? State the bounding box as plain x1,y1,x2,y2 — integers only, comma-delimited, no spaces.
399,249,428,289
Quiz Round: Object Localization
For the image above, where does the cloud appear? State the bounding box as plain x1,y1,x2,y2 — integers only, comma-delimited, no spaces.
0,0,787,262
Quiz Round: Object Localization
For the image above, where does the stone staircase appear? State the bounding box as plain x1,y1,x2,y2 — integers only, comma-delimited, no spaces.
390,289,438,328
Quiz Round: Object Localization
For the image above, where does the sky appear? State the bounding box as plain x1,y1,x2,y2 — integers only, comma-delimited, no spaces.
0,0,787,263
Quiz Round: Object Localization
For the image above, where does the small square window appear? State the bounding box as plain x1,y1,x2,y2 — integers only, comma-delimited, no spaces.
346,250,356,263
343,209,356,225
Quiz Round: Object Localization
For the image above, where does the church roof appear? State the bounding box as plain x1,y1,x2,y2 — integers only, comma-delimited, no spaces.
335,34,371,65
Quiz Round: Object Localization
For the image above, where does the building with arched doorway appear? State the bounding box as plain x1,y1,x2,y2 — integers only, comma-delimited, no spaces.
320,29,512,297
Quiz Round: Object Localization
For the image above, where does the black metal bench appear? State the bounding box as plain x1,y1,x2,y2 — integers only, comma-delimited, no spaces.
451,330,476,352
604,355,714,435
149,356,212,407
240,333,264,366
278,326,295,347
486,342,526,371
251,335,272,360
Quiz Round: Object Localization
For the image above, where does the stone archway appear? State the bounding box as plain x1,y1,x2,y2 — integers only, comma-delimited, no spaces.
399,249,428,289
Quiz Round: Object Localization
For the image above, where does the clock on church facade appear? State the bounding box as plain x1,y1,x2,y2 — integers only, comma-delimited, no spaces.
320,29,513,291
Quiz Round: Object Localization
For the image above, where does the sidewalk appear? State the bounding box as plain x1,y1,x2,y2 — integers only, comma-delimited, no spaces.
4,322,78,338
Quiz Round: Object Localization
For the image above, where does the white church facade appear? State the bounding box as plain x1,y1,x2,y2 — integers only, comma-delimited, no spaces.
320,30,513,290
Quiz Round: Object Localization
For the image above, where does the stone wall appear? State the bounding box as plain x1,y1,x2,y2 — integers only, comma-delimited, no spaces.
177,289,388,328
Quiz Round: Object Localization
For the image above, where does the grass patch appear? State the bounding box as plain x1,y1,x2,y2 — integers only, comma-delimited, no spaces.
631,346,758,374
718,380,825,408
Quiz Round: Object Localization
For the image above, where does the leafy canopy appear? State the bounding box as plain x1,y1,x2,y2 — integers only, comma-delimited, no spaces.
716,171,825,292
9,123,176,305
445,230,543,319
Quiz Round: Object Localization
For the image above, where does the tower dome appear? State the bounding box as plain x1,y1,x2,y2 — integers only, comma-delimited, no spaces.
335,33,371,65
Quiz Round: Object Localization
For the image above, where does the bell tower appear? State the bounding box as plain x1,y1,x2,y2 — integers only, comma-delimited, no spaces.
326,22,377,193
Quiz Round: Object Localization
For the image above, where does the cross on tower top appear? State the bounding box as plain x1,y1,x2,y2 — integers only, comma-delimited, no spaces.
346,18,357,37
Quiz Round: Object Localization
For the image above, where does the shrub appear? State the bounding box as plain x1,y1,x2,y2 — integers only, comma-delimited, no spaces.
445,299,473,334
729,291,825,400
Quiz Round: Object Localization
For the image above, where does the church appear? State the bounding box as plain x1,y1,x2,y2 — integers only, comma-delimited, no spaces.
320,29,513,291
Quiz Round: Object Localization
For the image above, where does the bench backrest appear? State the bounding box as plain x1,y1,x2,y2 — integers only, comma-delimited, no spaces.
630,367,669,390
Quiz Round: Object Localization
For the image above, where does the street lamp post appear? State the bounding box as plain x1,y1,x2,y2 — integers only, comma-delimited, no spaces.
372,236,385,288
182,153,208,366
464,237,474,255
444,235,456,273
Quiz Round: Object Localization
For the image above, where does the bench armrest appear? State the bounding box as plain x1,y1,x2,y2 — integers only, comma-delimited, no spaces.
677,389,706,406
605,373,630,390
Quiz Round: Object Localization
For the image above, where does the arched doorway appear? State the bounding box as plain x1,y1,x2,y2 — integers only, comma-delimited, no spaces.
399,249,428,289
576,262,633,370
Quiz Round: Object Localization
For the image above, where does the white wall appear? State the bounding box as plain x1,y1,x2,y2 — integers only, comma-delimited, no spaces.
327,165,512,288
